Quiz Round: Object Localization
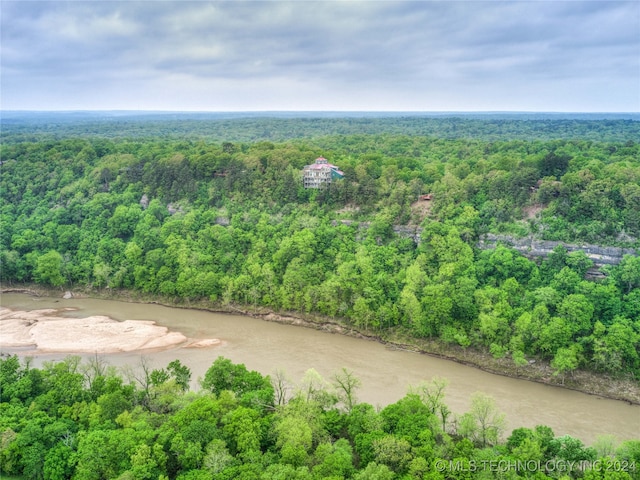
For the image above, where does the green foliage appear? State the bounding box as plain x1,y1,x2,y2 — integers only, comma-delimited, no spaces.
1,120,639,389
551,346,582,384
202,357,274,410
0,356,637,480
458,392,506,448
34,250,65,287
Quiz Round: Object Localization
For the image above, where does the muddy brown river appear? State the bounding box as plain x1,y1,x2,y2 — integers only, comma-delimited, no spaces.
1,293,638,444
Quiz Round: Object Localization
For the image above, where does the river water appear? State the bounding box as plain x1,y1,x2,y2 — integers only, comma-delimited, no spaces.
1,293,638,444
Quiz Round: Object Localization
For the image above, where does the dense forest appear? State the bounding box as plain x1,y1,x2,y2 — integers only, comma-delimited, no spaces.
2,112,640,143
1,116,640,386
1,114,640,479
1,355,638,480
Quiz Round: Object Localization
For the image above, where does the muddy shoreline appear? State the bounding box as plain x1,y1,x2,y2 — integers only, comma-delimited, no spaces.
2,285,638,405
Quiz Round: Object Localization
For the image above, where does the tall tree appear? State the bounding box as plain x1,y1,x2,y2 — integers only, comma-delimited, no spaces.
34,250,65,287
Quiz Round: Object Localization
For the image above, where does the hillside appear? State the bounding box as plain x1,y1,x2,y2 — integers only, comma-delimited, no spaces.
1,115,639,386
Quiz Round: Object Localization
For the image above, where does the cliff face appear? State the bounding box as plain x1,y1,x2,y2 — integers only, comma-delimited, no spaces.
392,226,638,269
478,233,638,267
329,220,638,269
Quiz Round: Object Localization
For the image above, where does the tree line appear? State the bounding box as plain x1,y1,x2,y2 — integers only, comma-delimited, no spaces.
3,113,640,143
1,355,638,480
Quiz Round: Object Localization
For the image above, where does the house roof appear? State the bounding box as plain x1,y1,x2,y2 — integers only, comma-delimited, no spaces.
305,157,342,172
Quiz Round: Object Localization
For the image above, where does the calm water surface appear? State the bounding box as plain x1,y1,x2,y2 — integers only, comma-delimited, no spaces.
1,293,638,444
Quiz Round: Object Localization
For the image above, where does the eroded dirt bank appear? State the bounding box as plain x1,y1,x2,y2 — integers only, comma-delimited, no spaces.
246,311,640,406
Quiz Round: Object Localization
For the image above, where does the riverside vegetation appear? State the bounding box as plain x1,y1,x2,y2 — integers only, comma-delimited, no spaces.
1,354,639,480
0,114,639,477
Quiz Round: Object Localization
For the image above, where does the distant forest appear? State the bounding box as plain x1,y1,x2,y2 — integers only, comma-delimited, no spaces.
2,112,640,143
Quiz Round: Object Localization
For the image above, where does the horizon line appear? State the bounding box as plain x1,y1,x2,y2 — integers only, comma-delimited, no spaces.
3,109,639,114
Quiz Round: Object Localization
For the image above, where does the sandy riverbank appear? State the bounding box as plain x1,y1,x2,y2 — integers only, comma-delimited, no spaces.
0,306,220,354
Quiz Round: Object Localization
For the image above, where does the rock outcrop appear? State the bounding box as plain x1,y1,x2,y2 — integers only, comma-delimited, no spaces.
478,233,638,267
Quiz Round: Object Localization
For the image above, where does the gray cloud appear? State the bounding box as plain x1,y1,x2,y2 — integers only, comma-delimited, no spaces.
1,1,638,111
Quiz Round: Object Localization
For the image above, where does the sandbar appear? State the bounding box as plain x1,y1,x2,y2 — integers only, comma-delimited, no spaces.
0,306,220,354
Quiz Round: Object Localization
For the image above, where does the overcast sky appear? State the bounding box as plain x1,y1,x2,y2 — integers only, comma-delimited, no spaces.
1,1,638,112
